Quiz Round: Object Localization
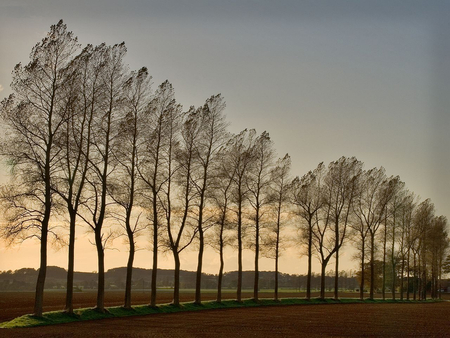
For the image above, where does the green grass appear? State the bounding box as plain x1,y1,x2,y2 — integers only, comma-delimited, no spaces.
0,297,442,329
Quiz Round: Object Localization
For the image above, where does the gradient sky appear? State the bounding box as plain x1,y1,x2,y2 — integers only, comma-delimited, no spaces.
0,0,449,275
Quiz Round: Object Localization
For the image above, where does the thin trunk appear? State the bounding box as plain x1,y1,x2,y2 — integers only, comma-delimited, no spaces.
34,127,53,317
400,259,404,301
274,250,279,301
217,194,228,303
306,221,312,300
173,251,181,306
95,228,105,312
406,246,411,300
217,243,224,303
254,208,260,302
438,265,442,300
64,104,92,314
124,235,135,309
334,217,339,300
237,195,243,302
124,112,138,309
34,220,48,317
360,240,365,301
150,188,158,307
382,222,387,300
274,214,280,301
65,210,76,313
370,232,375,299
195,182,207,304
422,230,427,300
320,261,327,299
150,229,158,307
391,210,396,300
195,225,204,304
413,253,418,300
334,247,339,300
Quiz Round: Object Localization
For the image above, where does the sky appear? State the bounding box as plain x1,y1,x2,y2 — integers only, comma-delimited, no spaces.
0,0,449,275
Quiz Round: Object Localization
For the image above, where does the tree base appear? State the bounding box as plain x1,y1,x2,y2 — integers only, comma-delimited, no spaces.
93,307,109,314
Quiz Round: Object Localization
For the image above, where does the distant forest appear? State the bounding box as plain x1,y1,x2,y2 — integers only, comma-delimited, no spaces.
0,266,358,292
1,20,449,318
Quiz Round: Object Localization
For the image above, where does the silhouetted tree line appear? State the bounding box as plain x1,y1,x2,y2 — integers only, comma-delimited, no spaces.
0,266,359,292
1,21,449,317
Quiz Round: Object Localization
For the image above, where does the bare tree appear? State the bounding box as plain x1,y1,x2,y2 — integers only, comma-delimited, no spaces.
413,199,435,300
162,105,200,306
325,157,362,299
266,154,291,301
228,129,257,302
51,45,99,314
0,20,79,317
192,94,228,305
209,143,235,302
291,163,325,299
383,179,406,300
79,42,128,312
137,80,179,306
246,131,275,301
353,167,396,299
109,67,151,309
391,190,415,300
427,215,449,299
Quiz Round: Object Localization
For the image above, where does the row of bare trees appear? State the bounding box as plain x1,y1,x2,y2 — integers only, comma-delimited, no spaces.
292,159,449,301
1,21,448,318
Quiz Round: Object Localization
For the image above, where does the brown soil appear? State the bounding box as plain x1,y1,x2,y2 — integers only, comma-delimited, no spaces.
0,289,302,322
1,291,449,337
0,302,449,337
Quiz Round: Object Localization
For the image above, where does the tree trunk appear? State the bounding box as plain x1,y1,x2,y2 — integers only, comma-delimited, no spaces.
382,224,387,301
334,247,339,300
124,236,135,309
65,210,76,314
173,251,181,306
217,243,224,303
370,233,375,299
150,213,158,307
195,225,204,305
237,198,243,302
35,142,53,317
274,257,279,302
34,221,49,317
306,223,312,300
95,229,105,312
438,269,442,300
360,240,365,301
391,215,396,301
195,166,208,304
320,262,326,299
400,259,404,301
274,226,280,301
253,212,259,302
414,253,418,300
406,247,410,300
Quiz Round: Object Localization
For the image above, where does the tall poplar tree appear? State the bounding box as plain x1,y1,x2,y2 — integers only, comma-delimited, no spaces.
0,20,79,316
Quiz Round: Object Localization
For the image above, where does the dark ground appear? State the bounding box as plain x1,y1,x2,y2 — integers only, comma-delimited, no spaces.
1,302,450,337
1,291,449,337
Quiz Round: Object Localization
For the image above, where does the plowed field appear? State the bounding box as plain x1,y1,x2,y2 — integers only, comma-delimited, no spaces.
1,291,449,337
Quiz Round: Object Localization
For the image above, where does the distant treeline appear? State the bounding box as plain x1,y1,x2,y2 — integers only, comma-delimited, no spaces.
0,266,359,292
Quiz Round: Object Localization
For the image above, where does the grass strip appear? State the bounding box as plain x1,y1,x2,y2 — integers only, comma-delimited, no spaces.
0,298,441,329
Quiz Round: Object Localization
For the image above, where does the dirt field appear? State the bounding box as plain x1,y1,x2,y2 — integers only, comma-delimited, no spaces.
0,302,449,337
1,291,449,337
0,289,296,322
